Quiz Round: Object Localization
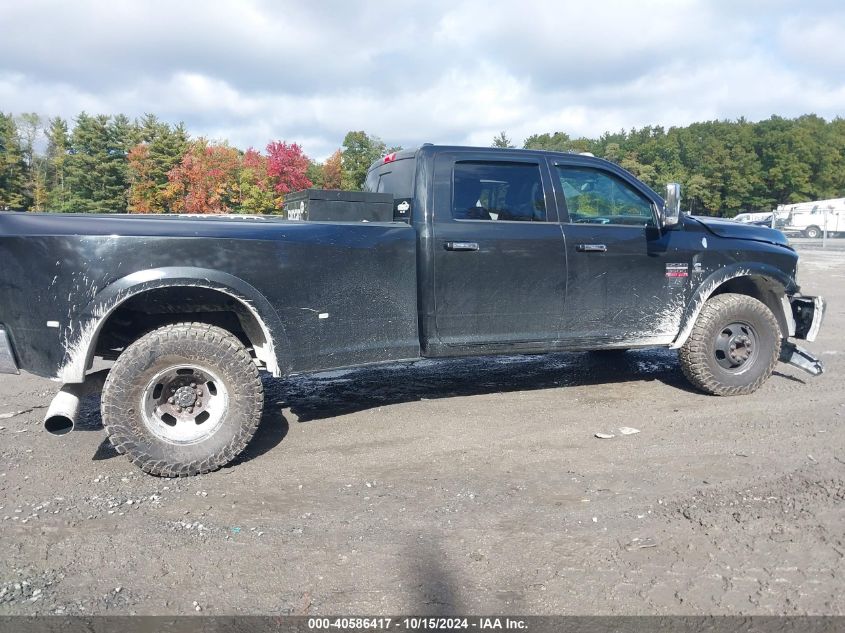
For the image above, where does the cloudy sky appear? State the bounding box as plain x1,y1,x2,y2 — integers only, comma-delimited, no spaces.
1,0,844,160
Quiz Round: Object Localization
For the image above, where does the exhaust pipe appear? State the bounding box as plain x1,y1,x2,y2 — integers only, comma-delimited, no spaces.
44,370,109,436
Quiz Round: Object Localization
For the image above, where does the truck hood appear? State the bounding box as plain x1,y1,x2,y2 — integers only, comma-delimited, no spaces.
689,216,790,247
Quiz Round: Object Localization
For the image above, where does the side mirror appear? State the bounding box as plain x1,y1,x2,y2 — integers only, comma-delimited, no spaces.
662,183,681,227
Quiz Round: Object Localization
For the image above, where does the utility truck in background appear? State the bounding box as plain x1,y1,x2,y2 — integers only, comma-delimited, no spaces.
779,198,845,238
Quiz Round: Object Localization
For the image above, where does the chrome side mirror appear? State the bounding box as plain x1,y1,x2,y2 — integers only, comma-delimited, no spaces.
662,183,681,227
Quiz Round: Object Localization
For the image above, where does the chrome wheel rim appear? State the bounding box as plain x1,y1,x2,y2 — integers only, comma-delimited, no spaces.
714,321,758,373
140,364,228,445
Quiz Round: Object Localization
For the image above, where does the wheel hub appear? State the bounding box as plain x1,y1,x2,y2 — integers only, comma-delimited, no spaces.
140,365,227,445
728,334,753,363
714,322,759,372
173,385,198,409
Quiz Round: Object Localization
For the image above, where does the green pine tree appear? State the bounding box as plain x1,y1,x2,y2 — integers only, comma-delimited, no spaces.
16,113,42,210
65,113,131,213
45,117,71,211
491,131,514,148
0,113,27,209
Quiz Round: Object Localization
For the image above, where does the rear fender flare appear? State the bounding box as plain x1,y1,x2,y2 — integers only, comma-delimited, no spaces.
56,267,290,383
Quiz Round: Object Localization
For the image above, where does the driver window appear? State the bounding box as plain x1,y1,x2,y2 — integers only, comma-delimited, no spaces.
556,165,655,227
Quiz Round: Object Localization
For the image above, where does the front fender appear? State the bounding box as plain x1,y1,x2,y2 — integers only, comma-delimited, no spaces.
57,266,290,383
671,262,797,349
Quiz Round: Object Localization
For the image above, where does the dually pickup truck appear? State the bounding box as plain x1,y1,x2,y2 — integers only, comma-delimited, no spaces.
0,145,826,476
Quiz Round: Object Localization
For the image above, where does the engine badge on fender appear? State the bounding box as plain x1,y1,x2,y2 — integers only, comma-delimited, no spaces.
665,263,690,278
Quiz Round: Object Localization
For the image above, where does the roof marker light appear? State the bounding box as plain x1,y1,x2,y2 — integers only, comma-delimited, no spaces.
383,152,397,164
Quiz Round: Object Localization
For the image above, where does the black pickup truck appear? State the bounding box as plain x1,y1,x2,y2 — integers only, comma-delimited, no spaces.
0,145,826,476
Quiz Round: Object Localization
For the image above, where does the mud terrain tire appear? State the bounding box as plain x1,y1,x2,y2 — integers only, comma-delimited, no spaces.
679,293,780,396
102,322,264,476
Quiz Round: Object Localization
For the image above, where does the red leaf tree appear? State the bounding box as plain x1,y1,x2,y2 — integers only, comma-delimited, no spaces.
265,141,312,198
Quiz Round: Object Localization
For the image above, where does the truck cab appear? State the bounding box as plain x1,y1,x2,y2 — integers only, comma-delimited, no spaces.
365,145,820,362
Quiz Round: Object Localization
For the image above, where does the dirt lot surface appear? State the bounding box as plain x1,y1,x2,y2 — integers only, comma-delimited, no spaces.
1,241,843,616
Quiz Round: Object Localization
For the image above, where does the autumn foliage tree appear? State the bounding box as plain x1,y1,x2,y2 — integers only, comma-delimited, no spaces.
239,148,275,213
160,139,313,214
164,139,241,213
265,141,312,197
126,144,157,212
322,149,343,189
127,115,188,213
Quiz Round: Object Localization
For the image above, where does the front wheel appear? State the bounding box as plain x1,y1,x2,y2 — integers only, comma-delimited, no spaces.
102,322,264,476
679,293,780,396
804,226,821,239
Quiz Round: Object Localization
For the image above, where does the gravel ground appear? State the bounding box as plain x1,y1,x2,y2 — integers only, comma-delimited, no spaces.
0,243,842,616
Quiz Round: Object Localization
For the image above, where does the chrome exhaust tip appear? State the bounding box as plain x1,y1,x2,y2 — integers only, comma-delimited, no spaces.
43,370,109,436
44,414,75,436
44,416,74,435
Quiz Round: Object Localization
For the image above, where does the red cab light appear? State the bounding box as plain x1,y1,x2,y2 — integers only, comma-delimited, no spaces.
382,152,396,164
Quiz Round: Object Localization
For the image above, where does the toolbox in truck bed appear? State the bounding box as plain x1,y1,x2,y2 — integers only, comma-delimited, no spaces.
282,189,394,222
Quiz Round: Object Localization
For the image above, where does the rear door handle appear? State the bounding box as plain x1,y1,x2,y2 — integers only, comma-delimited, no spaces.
576,243,608,253
445,241,479,251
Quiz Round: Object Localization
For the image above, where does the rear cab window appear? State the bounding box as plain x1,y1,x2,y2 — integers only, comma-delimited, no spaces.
364,157,416,198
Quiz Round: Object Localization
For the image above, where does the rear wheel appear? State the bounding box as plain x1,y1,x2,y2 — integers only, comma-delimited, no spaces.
102,322,264,476
804,225,821,239
679,293,780,396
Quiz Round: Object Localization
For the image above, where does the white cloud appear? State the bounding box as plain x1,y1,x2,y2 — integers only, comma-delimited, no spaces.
1,0,843,160
777,15,845,74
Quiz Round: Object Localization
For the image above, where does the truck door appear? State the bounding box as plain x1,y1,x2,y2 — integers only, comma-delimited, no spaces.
430,151,567,349
550,158,693,346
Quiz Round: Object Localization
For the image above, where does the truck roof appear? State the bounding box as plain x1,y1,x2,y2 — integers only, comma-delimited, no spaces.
365,144,662,202
366,144,628,174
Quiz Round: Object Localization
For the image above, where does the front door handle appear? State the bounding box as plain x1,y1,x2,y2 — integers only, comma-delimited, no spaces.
576,243,608,253
445,241,479,251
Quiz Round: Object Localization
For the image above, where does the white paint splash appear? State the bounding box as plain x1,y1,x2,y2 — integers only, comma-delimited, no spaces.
56,302,112,383
54,283,280,384
670,268,754,349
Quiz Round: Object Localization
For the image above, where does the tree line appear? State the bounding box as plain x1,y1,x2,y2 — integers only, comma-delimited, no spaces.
0,112,396,214
501,114,845,216
1,112,843,216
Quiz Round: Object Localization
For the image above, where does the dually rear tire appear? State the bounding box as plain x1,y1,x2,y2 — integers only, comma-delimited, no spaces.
101,322,264,476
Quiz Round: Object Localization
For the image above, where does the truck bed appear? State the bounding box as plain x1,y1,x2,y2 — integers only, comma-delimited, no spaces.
0,212,420,381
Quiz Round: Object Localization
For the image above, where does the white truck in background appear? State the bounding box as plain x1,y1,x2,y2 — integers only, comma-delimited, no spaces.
733,211,775,224
779,198,845,238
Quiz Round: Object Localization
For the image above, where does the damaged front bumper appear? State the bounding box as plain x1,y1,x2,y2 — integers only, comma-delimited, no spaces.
790,295,825,343
0,326,19,374
780,295,826,376
780,342,824,376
